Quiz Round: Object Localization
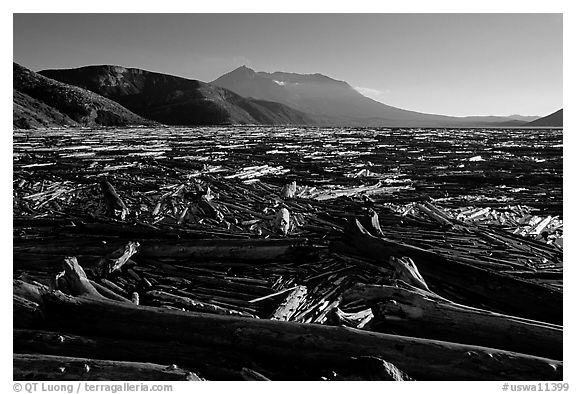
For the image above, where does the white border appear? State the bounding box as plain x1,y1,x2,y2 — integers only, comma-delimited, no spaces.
3,2,573,392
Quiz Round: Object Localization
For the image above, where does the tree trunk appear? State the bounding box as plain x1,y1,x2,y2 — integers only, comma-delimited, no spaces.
342,219,562,324
139,238,314,261
100,179,129,220
61,257,104,298
94,241,139,277
39,291,562,381
13,329,256,380
344,284,562,360
13,353,201,381
270,286,307,320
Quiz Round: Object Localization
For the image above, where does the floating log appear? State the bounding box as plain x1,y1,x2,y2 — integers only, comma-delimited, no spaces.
13,280,46,328
13,295,44,328
14,280,45,304
13,353,201,381
273,208,290,236
248,286,298,304
13,238,317,271
139,238,315,261
147,290,256,318
270,286,307,321
100,179,130,220
344,284,562,360
241,368,271,381
326,356,412,381
13,329,255,380
61,257,103,298
94,241,140,277
329,308,373,329
342,218,563,324
89,280,130,303
281,181,297,199
39,292,562,381
388,256,429,291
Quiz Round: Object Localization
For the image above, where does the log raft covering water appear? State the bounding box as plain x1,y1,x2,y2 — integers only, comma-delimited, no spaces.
13,126,563,381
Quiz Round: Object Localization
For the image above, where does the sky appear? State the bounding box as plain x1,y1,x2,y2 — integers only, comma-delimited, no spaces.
13,13,562,117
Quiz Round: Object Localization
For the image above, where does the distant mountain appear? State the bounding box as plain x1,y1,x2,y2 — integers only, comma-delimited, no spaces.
13,63,153,129
506,114,540,122
212,66,529,127
528,109,563,127
40,65,315,126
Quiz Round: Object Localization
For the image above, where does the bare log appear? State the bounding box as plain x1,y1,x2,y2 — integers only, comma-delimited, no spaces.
272,208,290,236
13,280,46,328
342,218,563,324
94,241,140,277
388,256,429,291
14,238,316,265
147,290,256,318
100,179,129,220
13,296,44,328
61,257,103,298
13,329,255,380
270,286,307,321
140,238,315,261
241,368,271,381
89,280,131,302
344,284,562,360
281,181,297,199
40,292,562,381
14,279,45,304
326,356,412,381
13,353,201,381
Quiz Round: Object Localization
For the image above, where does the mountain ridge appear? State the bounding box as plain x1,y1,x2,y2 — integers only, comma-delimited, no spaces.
40,65,315,126
528,109,563,127
13,63,155,129
17,62,558,129
212,66,532,127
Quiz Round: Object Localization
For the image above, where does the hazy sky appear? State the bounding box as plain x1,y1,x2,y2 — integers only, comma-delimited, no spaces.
13,13,562,117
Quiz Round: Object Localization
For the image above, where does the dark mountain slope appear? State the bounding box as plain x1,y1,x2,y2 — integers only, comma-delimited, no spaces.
212,66,530,127
528,109,563,127
40,65,315,126
13,89,79,129
13,63,154,129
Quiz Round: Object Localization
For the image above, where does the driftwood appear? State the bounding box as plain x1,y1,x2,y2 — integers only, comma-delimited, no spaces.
241,368,271,381
270,285,307,321
14,295,44,328
38,291,562,381
12,328,396,381
281,181,297,199
272,208,290,236
100,179,129,220
61,257,103,298
13,329,258,380
89,280,130,302
326,356,412,381
13,238,317,273
343,218,563,324
14,353,201,381
12,127,564,381
14,279,45,304
99,278,130,297
344,284,562,360
329,308,373,329
13,280,46,328
147,290,256,318
388,256,429,291
94,241,140,277
140,238,314,261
